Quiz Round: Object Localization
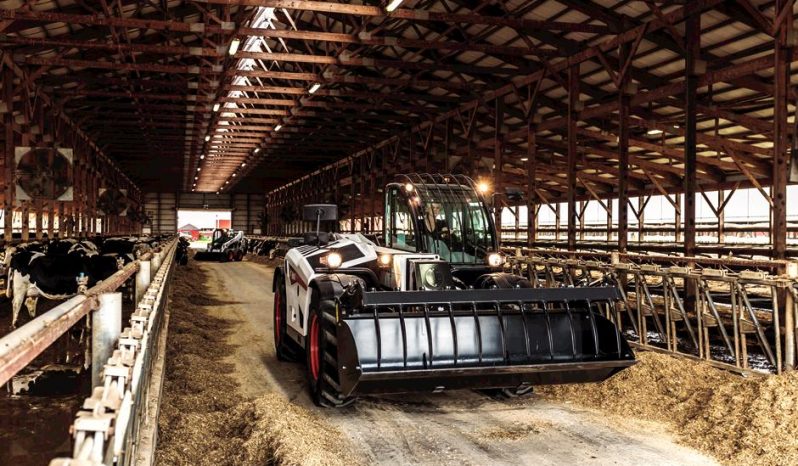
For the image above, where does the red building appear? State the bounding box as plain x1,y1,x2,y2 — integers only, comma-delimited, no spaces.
178,223,200,240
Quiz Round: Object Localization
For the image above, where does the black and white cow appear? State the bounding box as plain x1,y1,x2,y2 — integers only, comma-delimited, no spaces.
8,241,118,328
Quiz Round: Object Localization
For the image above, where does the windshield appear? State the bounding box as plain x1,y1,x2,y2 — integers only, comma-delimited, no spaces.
417,184,495,264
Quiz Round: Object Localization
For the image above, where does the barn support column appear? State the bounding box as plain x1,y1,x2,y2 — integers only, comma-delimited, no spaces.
494,95,505,240
526,121,537,247
617,40,631,253
684,12,700,258
566,64,580,251
92,292,122,388
684,12,701,316
774,0,795,370
773,0,793,261
3,64,13,240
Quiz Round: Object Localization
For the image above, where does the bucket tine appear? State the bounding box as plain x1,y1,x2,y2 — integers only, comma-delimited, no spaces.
541,300,555,360
494,301,508,362
563,300,578,358
372,306,382,370
398,304,408,369
422,303,434,368
446,302,458,366
585,299,600,357
518,300,532,362
471,301,483,364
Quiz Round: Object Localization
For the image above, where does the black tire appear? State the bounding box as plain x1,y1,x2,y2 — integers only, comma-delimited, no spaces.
236,250,244,261
476,273,534,399
481,385,534,399
306,292,355,408
274,275,299,362
476,272,532,289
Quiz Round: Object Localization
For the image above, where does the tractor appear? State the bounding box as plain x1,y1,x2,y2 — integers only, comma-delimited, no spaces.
194,228,247,262
273,174,635,407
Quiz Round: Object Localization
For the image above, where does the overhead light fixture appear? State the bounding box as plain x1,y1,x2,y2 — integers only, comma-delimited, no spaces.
197,167,201,171
228,37,241,56
386,0,404,12
253,148,260,154
205,135,210,141
225,181,229,184
241,162,246,167
200,154,205,159
646,128,663,136
232,173,237,177
274,124,282,131
308,83,321,94
212,103,220,112
194,176,198,180
520,157,529,162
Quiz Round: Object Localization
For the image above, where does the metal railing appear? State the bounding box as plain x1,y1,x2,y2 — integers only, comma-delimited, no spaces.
504,248,798,374
42,239,176,465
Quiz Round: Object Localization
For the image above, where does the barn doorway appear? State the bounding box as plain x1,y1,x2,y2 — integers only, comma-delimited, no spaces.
177,209,232,248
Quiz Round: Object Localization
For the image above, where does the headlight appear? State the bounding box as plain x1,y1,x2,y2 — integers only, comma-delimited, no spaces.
326,252,343,269
378,253,392,267
487,253,504,267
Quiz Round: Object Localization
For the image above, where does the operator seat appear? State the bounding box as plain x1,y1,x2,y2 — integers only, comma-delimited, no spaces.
303,231,331,246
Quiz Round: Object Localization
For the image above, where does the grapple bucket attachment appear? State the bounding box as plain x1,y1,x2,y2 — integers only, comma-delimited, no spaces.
336,287,635,396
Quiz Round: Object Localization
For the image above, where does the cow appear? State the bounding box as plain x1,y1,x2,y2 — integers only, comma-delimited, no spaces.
176,236,190,266
8,241,118,328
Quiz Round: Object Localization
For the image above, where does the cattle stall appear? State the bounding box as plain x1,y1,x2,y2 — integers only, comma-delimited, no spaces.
0,238,176,465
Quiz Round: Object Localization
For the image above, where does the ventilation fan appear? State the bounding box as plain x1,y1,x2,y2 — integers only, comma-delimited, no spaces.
97,188,129,216
14,147,73,202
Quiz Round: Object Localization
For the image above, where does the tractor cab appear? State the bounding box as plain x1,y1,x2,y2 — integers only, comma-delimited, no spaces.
383,174,501,272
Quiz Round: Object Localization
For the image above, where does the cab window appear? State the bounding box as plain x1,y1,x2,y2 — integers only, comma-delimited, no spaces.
386,189,416,251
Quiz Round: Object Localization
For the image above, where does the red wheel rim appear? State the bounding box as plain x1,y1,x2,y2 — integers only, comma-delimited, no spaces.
274,291,282,346
309,314,320,381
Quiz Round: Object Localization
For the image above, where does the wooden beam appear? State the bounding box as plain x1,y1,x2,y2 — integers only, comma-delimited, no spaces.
199,1,613,33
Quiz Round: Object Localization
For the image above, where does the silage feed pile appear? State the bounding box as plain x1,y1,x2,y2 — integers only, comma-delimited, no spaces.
538,351,798,465
156,258,360,466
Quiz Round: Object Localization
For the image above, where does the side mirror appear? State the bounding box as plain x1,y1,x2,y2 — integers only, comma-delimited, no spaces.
303,204,338,222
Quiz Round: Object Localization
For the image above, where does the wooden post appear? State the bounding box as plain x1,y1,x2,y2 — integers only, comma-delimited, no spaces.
3,65,14,240
567,64,580,251
618,40,631,253
526,122,537,247
494,95,505,242
772,0,793,260
684,12,700,258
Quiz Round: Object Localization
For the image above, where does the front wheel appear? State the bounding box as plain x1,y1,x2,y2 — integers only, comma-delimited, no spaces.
481,384,534,400
306,296,355,408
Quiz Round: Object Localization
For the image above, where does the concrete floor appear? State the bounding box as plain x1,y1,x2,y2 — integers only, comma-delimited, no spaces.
199,259,718,466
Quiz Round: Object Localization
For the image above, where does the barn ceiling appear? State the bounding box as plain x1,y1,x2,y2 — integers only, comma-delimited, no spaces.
0,0,794,195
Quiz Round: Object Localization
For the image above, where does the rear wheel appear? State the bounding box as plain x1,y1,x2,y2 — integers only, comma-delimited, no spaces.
225,250,235,262
274,275,299,361
306,295,355,408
